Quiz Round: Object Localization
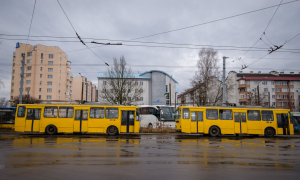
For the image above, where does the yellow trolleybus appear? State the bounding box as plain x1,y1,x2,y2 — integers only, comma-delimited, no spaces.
15,104,140,135
175,106,293,137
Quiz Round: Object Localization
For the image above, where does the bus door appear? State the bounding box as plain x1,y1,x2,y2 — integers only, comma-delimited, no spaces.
25,109,41,132
121,111,135,133
234,111,247,134
74,109,89,133
191,111,204,133
276,113,290,135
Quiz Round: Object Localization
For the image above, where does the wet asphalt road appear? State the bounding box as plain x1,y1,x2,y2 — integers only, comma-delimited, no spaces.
0,133,300,180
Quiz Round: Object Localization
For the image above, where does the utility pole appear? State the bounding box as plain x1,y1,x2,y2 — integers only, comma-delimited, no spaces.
19,53,25,104
257,84,260,105
222,56,228,106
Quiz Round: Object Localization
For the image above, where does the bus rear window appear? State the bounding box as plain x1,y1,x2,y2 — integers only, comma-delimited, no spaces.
247,110,261,121
206,109,218,120
17,106,26,117
105,108,118,118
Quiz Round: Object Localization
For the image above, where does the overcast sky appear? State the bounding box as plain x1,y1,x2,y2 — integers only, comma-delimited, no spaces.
1,0,300,101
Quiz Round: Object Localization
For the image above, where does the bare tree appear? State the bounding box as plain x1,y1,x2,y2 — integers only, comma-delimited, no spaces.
0,97,9,107
247,90,263,106
99,56,143,105
10,95,41,107
191,48,220,106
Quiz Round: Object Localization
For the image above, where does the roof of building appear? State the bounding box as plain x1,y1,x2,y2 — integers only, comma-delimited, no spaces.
97,72,150,79
140,70,178,83
237,76,300,81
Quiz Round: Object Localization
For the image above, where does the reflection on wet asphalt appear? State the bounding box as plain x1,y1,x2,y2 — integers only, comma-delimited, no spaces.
0,134,300,179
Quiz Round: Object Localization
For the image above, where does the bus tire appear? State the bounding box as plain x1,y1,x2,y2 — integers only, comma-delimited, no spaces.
107,126,118,136
209,126,220,137
264,127,275,137
45,125,57,135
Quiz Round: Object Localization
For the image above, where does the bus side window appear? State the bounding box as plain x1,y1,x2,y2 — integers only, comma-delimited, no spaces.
198,112,203,122
219,109,232,120
58,107,74,118
90,108,104,119
206,109,218,120
191,112,196,121
262,111,273,121
17,106,26,117
247,110,261,121
183,108,189,119
44,107,58,118
105,108,118,119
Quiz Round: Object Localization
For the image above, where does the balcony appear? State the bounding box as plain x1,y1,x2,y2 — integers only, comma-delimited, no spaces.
239,99,248,102
238,84,247,89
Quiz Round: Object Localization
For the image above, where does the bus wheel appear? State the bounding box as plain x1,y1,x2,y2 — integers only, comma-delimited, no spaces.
45,125,57,135
107,126,118,136
209,126,220,137
264,128,275,137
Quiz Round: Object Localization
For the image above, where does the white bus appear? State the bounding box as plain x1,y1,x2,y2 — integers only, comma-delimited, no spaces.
139,105,175,128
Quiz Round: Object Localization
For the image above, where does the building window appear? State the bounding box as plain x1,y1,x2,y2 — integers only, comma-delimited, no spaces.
41,53,43,59
290,81,294,85
25,87,30,92
291,95,294,99
47,82,52,86
264,88,268,92
292,102,295,106
27,66,32,70
48,68,53,72
47,95,52,100
140,82,143,85
13,70,15,74
276,88,280,92
271,81,274,85
254,81,258,85
39,95,41,99
26,80,31,84
240,80,245,84
282,88,289,92
27,59,32,63
47,88,52,93
166,85,168,92
41,60,43,64
140,97,143,101
40,67,43,71
13,56,16,61
39,88,41,92
13,63,15,67
291,88,294,92
26,73,31,77
272,95,275,99
135,89,138,93
40,81,42,85
40,74,42,78
12,83,14,87
48,61,53,65
48,75,53,79
246,81,250,85
128,89,131,93
103,81,106,85
11,96,13,100
135,97,139,101
27,52,32,57
12,76,14,80
11,89,13,93
247,88,250,92
262,81,267,85
49,54,54,58
272,88,275,92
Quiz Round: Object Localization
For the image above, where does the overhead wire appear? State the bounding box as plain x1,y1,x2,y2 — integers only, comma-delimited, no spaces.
56,0,109,66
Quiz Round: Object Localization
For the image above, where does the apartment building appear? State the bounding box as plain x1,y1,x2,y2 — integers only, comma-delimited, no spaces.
228,71,300,112
73,76,97,103
97,70,178,105
10,44,73,103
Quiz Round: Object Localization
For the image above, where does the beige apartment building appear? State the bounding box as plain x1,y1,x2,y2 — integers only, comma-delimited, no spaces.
10,44,73,103
73,76,97,103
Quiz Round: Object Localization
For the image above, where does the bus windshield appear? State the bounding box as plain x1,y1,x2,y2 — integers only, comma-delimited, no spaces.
160,107,175,121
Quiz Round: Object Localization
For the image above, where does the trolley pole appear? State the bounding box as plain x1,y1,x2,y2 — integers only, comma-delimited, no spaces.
222,56,228,106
